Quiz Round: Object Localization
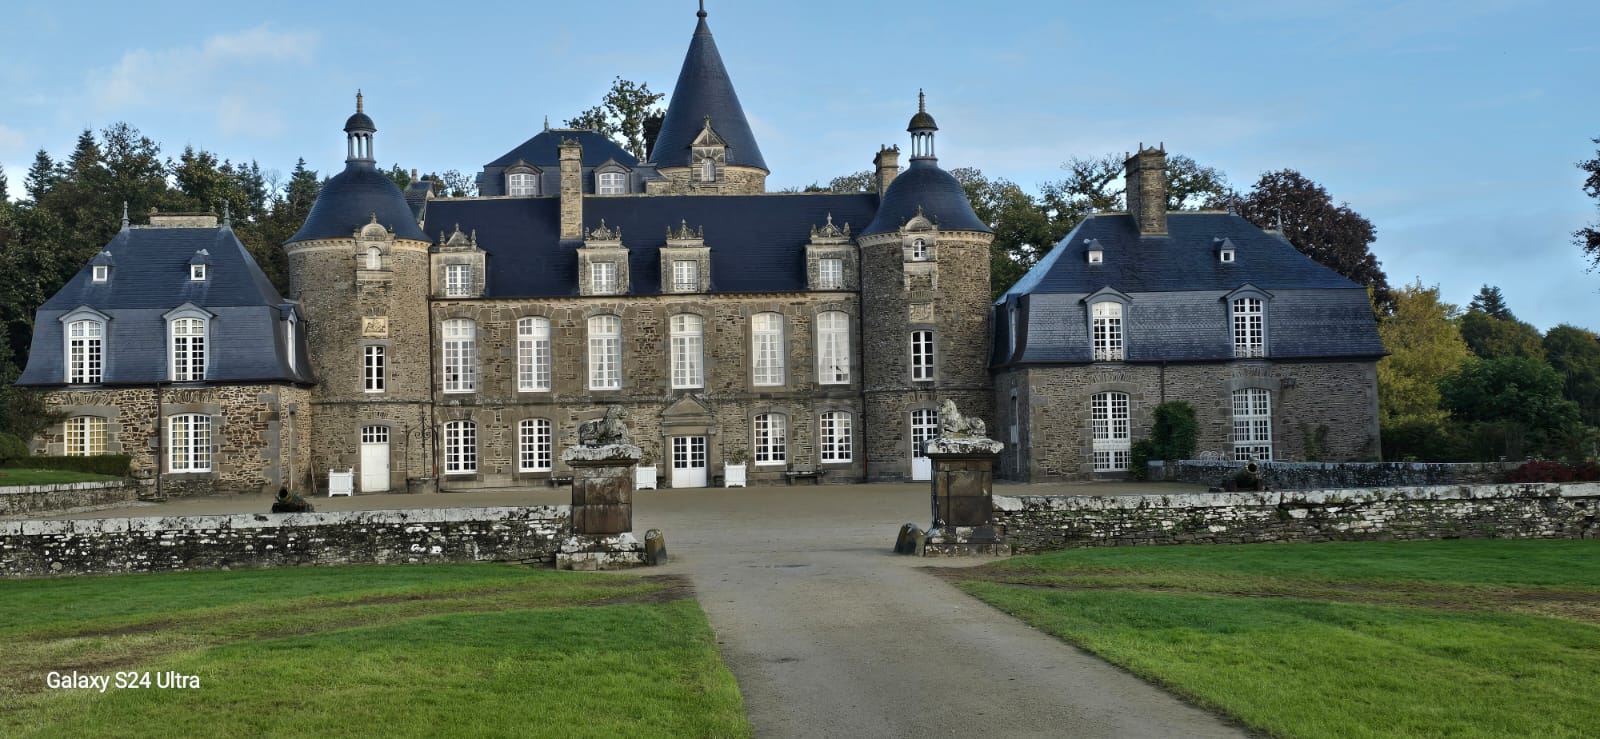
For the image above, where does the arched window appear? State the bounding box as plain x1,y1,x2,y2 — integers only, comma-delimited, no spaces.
1232,297,1266,357
365,247,382,270
508,172,537,196
701,157,716,182
168,414,211,472
442,319,477,393
910,408,939,459
819,411,852,463
753,413,786,465
671,314,704,389
518,317,551,392
1233,388,1273,460
1092,302,1124,361
65,416,106,456
66,319,103,384
444,420,477,474
170,317,207,382
519,418,553,472
588,315,621,390
752,313,785,386
911,238,929,261
1091,392,1131,472
817,311,850,384
597,171,627,194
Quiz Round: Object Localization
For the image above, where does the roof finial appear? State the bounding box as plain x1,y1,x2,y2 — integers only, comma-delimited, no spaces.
698,0,707,19
356,89,364,114
543,115,549,131
918,89,926,114
222,200,231,227
120,201,129,229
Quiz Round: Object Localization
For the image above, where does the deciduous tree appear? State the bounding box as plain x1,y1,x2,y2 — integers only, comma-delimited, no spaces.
566,77,666,161
1543,324,1600,426
1576,137,1600,269
1232,169,1392,311
1460,308,1544,360
1377,282,1472,425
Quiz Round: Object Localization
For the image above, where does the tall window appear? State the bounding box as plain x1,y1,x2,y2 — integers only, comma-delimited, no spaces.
752,313,785,386
1233,388,1273,461
911,330,935,381
1091,392,1131,472
365,247,382,270
819,411,852,463
701,157,716,182
518,317,552,392
67,319,103,384
753,413,786,465
518,419,553,472
1092,302,1124,361
442,319,477,393
911,408,938,459
446,264,472,297
911,238,928,261
818,258,844,290
168,414,211,472
672,260,699,292
364,345,385,393
817,311,850,384
670,314,704,389
1232,297,1265,358
508,172,537,196
444,420,477,474
1008,304,1018,358
597,171,626,194
591,262,618,295
286,318,296,372
170,317,206,382
65,416,106,456
588,315,621,390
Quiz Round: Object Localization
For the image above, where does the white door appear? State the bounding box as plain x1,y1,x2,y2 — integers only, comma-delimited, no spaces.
360,426,390,493
671,436,708,488
911,409,938,481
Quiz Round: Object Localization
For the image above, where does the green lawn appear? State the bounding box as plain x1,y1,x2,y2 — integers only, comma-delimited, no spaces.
0,469,123,487
950,540,1600,738
0,564,749,738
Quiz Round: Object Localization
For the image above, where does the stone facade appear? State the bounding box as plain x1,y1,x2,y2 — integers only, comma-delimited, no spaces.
995,360,1380,482
994,482,1600,552
649,165,767,195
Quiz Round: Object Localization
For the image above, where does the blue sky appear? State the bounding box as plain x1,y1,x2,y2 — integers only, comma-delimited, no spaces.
2,0,1597,330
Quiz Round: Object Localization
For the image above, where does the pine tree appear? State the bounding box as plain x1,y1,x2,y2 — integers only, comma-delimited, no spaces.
24,150,56,203
1468,285,1511,320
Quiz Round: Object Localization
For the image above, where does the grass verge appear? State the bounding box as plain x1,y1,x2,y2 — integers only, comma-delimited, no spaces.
948,539,1600,738
0,564,748,738
0,469,123,487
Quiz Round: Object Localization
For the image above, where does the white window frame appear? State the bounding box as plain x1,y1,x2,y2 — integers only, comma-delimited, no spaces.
508,171,537,196
817,258,844,290
445,264,472,298
588,315,621,390
752,312,785,387
591,262,618,295
1233,388,1274,461
168,414,212,473
819,411,852,463
1091,392,1131,472
92,265,109,282
1232,297,1265,358
1092,302,1124,362
65,416,106,456
364,345,385,393
170,317,207,382
66,319,104,384
518,418,553,472
672,260,699,293
670,314,704,389
701,156,716,182
753,413,786,466
597,171,627,195
444,420,477,474
366,247,382,270
911,238,929,261
817,311,850,385
190,264,206,281
911,408,939,459
911,330,935,381
1008,304,1018,358
285,316,296,373
517,317,552,392
442,319,477,393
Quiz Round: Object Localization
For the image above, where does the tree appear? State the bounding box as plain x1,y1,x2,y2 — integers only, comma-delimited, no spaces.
422,170,477,198
565,77,666,160
1233,169,1392,311
1469,284,1511,320
1460,308,1544,360
1164,155,1231,210
24,150,56,203
1377,282,1473,425
1576,137,1600,269
1440,356,1582,458
826,170,875,194
1543,324,1600,426
951,168,1072,298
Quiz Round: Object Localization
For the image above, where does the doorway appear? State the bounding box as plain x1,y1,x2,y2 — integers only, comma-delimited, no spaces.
360,425,390,493
671,436,708,488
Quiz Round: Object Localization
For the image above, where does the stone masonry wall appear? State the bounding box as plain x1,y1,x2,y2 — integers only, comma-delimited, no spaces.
0,480,149,518
1014,360,1380,482
0,506,570,578
1174,460,1517,490
995,483,1600,552
651,166,767,195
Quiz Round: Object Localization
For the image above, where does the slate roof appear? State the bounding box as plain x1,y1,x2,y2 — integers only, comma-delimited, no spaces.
650,9,767,171
862,158,990,236
422,193,878,296
994,212,1384,365
288,161,429,244
18,225,313,387
485,129,640,170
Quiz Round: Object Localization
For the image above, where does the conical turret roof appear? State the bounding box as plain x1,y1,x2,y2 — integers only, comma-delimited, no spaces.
651,6,767,171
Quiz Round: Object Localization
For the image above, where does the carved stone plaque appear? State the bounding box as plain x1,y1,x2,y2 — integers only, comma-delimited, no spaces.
909,303,935,323
361,317,389,338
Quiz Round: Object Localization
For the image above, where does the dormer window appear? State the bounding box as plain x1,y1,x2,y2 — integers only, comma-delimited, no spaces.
190,264,206,281
591,262,618,295
701,156,716,183
1216,237,1237,264
672,260,699,293
366,247,383,270
446,264,472,297
1085,238,1104,264
93,266,109,282
911,238,928,261
818,258,844,290
508,171,538,196
597,171,627,195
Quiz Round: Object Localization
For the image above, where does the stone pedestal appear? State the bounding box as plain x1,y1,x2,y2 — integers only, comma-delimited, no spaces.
925,440,1010,557
557,444,647,570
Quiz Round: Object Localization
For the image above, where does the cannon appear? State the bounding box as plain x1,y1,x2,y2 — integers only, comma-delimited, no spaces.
271,487,315,513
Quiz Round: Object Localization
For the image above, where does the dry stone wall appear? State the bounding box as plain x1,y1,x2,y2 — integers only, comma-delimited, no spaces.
1174,460,1516,490
0,480,148,518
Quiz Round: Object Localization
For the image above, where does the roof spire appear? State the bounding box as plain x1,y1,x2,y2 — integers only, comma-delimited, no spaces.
356,89,364,114
919,88,926,114
543,115,550,131
120,201,129,229
698,0,706,19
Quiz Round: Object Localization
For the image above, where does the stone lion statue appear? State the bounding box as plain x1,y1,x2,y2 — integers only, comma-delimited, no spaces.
937,399,987,439
577,405,631,447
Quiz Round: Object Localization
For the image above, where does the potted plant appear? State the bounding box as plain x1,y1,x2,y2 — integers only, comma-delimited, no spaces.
724,448,748,488
635,450,658,490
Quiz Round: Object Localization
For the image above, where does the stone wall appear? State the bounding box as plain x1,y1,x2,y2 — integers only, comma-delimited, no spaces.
994,483,1600,552
38,384,313,497
0,506,569,578
650,166,768,195
1004,360,1380,482
0,480,148,518
1174,460,1517,490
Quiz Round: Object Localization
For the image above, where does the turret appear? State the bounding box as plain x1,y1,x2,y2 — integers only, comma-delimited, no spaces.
651,2,769,193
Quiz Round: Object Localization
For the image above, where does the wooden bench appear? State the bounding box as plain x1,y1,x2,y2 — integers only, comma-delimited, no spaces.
548,474,575,487
784,465,825,485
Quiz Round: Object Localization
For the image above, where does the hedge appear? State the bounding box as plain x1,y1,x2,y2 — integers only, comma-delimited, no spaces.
0,455,132,477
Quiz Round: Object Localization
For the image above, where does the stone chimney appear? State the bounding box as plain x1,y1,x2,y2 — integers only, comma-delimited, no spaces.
1124,143,1168,236
559,138,583,240
873,145,900,199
